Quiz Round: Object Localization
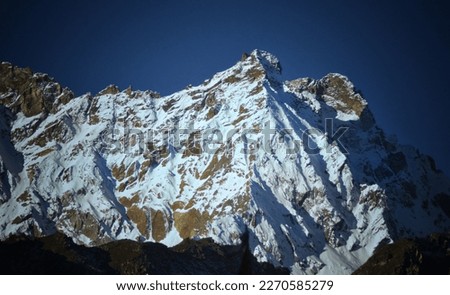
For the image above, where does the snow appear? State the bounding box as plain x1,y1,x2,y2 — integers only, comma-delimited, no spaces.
160,227,183,247
0,50,449,274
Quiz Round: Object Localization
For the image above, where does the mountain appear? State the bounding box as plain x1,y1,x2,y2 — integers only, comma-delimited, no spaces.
0,232,288,275
353,233,449,275
0,50,449,274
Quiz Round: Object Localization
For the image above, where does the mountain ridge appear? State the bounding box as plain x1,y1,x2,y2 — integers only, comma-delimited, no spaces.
0,231,288,275
0,50,449,274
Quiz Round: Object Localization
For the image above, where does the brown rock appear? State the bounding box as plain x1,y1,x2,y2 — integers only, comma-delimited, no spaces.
0,62,73,117
319,74,366,116
98,84,120,95
173,208,209,239
151,209,167,242
241,52,250,61
127,205,149,237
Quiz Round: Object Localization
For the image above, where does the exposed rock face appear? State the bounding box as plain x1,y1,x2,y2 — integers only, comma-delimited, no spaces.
0,50,449,274
98,84,120,96
0,62,73,117
319,73,366,117
286,72,367,120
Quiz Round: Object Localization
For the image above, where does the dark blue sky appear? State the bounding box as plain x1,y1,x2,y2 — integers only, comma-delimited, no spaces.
1,0,449,174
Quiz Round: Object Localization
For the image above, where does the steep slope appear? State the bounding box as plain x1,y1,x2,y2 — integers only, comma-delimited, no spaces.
0,51,449,274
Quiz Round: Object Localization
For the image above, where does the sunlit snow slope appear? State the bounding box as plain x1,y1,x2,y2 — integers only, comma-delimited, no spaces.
0,50,449,274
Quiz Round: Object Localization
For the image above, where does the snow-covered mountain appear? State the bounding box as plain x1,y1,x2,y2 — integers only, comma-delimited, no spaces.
0,50,449,274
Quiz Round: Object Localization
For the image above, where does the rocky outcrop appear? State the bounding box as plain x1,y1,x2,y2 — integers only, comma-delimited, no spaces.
319,73,366,117
98,84,120,96
0,62,73,117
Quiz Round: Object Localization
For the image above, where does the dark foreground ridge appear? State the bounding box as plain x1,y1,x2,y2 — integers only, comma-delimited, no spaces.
0,232,288,275
353,233,450,275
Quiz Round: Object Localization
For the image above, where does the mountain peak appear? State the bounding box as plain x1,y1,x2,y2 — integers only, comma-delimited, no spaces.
318,73,367,117
214,49,282,92
0,62,73,117
249,49,282,74
1,55,449,275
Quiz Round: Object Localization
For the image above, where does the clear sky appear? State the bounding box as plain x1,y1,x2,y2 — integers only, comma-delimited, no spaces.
1,0,449,174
